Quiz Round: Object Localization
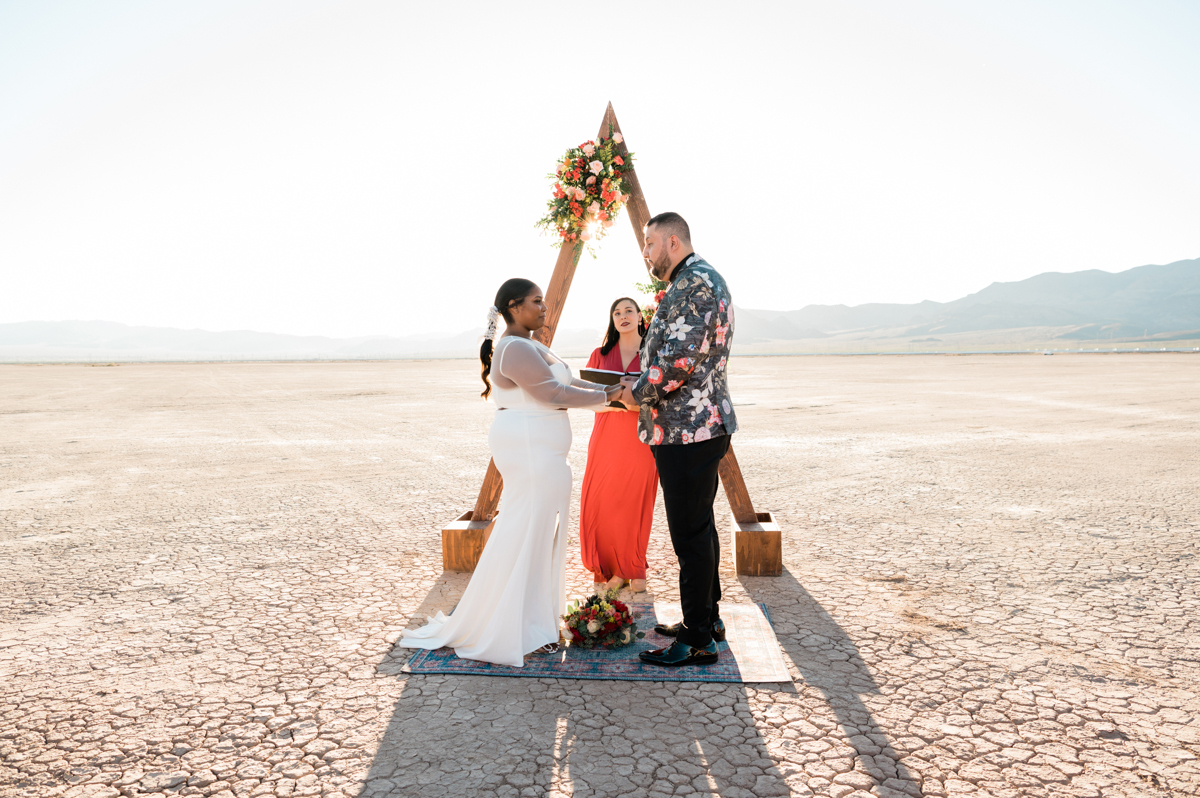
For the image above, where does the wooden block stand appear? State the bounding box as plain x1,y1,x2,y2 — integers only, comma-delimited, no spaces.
441,512,497,573
731,511,782,577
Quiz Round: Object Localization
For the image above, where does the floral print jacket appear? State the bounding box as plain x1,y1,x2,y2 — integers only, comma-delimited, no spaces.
632,253,738,446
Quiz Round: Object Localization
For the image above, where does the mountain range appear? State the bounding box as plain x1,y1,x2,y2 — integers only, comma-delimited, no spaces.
733,256,1200,344
2,257,1197,361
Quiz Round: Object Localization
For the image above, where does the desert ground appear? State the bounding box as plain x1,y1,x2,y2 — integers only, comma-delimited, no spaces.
1,354,1198,798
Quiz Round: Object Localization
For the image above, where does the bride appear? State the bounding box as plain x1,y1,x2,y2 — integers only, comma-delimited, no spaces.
399,278,627,666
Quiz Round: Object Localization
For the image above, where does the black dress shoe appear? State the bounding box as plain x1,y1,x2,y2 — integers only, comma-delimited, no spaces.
639,640,719,668
653,618,726,643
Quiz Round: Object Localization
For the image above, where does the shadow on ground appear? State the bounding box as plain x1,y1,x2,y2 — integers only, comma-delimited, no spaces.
361,565,920,797
740,568,922,796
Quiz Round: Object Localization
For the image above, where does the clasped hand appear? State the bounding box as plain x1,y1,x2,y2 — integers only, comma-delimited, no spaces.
617,376,639,409
601,378,639,410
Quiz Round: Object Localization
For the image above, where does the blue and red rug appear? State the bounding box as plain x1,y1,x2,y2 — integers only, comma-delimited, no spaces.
400,602,791,683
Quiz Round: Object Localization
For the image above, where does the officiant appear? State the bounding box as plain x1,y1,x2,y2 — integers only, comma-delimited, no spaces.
579,297,659,596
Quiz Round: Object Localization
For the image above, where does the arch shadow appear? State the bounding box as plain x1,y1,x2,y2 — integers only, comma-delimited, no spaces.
360,565,920,797
737,567,922,796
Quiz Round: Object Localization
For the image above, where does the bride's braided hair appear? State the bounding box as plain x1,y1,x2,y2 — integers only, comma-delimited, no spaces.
480,278,538,399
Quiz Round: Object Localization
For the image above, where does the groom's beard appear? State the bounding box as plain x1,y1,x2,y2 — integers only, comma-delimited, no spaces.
649,252,673,281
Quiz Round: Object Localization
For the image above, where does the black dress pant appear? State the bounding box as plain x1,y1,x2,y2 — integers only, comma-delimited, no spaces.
652,434,731,648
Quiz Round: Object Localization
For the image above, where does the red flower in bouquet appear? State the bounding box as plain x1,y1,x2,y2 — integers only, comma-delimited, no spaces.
634,278,669,327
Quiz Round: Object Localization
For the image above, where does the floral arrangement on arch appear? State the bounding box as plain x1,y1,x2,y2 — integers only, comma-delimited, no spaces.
635,276,669,327
562,590,645,649
536,129,635,257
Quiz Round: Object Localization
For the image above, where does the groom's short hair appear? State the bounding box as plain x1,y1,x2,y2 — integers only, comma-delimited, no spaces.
646,212,691,246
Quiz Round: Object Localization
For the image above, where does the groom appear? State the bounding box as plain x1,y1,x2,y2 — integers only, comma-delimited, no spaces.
619,212,737,667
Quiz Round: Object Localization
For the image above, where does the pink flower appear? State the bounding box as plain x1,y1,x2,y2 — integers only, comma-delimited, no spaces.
613,132,623,144
587,201,600,217
707,404,721,426
694,427,711,442
715,324,728,346
586,176,596,185
582,143,595,156
602,219,615,228
588,160,603,175
621,193,630,202
664,380,683,391
574,187,586,201
580,229,593,241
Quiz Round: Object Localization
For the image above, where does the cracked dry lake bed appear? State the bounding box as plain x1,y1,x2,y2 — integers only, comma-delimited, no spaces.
1,354,1198,798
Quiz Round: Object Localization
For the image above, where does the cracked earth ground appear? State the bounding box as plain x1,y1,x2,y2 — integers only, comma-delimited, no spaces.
1,354,1197,798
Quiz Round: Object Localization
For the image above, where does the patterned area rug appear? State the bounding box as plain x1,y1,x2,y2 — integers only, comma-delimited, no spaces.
400,602,791,683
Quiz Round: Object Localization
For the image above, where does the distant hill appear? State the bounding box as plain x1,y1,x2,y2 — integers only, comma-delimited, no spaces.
4,257,1197,361
0,320,604,362
734,257,1200,343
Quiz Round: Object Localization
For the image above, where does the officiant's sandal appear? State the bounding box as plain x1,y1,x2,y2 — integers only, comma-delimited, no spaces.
653,618,726,643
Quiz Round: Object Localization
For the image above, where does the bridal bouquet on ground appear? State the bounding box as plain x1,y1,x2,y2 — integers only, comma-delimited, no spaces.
536,129,635,257
562,590,645,649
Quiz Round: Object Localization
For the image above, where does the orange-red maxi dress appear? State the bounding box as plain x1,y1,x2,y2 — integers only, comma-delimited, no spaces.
579,346,659,582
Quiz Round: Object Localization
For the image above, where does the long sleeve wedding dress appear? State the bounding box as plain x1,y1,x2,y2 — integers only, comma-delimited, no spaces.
399,336,607,667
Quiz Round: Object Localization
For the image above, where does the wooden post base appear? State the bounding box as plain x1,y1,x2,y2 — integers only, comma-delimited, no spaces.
731,511,782,576
441,511,497,573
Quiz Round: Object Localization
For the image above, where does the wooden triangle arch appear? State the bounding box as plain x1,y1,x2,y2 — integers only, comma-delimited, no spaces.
441,102,781,577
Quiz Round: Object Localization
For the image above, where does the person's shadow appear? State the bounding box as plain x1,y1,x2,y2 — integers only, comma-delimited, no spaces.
737,567,922,796
362,566,919,797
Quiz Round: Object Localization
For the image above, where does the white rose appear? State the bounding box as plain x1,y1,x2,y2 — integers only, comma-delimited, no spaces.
582,143,595,156
574,187,586,201
587,620,601,633
580,229,593,241
613,132,623,144
587,201,600,216
588,160,603,175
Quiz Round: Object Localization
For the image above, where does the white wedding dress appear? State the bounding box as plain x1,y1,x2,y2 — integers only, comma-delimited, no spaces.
399,336,607,667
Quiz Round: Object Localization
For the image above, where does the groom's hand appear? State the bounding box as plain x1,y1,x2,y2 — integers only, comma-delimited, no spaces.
618,379,639,409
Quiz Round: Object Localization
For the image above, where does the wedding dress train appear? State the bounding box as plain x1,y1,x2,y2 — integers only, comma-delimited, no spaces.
399,337,606,667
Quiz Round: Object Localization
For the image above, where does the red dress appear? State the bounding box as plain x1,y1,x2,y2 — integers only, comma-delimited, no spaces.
579,346,659,582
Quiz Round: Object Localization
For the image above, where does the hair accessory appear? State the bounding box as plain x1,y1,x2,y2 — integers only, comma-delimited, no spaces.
485,305,500,341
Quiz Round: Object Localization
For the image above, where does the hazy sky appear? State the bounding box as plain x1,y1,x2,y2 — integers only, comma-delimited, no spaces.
2,1,1198,339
